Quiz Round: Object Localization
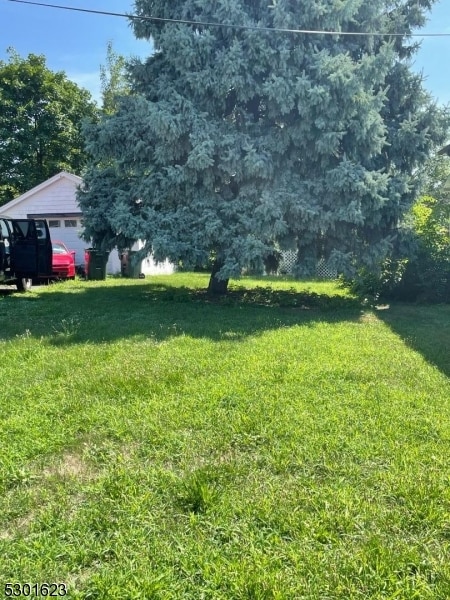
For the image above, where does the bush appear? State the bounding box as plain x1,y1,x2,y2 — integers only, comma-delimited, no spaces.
341,258,409,303
397,197,450,302
396,248,450,303
345,196,450,304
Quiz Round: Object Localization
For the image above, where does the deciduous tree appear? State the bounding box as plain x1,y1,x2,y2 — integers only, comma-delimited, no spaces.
0,49,97,204
100,41,131,115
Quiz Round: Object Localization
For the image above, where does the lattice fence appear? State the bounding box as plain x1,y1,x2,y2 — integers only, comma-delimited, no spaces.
279,252,338,280
278,251,297,275
315,258,338,280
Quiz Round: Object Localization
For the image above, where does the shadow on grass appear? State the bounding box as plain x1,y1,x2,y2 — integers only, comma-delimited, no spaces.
377,303,450,378
0,280,364,346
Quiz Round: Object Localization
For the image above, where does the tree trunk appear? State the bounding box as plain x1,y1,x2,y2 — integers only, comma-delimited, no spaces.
207,260,229,295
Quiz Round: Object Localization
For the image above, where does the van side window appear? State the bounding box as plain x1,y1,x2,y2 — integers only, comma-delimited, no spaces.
11,220,35,240
0,219,10,239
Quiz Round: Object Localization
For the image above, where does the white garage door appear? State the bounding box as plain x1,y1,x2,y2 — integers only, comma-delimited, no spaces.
47,217,86,267
28,215,122,274
46,217,121,274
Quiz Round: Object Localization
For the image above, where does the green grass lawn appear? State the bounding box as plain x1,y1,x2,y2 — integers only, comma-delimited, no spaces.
1,274,449,599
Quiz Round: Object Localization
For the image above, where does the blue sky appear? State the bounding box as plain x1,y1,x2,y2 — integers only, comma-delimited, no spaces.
0,0,449,106
0,1,150,103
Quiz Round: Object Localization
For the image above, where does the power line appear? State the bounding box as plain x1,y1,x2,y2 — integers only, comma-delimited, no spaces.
7,0,450,38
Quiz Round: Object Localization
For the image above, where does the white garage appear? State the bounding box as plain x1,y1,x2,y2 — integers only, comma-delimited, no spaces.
0,172,90,269
0,171,174,276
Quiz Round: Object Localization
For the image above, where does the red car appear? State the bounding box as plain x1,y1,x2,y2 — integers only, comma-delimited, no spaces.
52,241,76,279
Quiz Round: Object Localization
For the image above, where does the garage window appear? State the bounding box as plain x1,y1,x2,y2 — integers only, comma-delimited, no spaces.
48,220,61,228
64,219,77,227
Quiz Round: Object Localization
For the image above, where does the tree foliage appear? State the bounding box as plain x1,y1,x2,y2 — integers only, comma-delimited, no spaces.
417,152,450,238
345,194,450,303
79,0,448,292
100,41,131,115
412,195,449,250
421,153,450,201
407,194,450,303
0,49,97,204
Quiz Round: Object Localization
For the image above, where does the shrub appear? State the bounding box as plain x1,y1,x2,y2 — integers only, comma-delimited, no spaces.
397,197,450,302
345,196,450,303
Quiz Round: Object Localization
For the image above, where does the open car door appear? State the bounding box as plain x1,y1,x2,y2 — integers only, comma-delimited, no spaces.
34,219,53,277
0,218,52,290
10,219,52,278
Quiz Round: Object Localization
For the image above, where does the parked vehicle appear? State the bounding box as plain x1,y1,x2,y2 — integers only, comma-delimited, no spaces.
52,241,76,280
0,217,52,291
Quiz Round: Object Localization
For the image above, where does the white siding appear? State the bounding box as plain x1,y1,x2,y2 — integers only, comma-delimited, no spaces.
140,255,175,276
107,249,121,275
27,178,80,217
0,174,81,219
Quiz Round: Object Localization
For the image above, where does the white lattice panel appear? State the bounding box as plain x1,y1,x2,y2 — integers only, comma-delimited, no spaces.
316,259,337,279
279,251,297,274
279,252,337,279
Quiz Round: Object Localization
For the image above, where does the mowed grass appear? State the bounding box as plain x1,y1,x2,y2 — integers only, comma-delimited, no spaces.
0,273,449,599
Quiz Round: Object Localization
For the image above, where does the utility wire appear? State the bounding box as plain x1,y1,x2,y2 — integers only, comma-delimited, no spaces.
7,0,450,37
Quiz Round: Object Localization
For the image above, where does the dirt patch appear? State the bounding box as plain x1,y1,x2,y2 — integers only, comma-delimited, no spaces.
0,529,12,541
42,451,92,481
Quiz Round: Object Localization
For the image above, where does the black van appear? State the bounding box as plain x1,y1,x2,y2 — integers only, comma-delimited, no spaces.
0,217,52,291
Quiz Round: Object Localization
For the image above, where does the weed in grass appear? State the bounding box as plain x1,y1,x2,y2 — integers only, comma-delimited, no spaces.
52,314,82,337
15,328,32,339
177,469,219,515
0,461,39,492
237,576,282,600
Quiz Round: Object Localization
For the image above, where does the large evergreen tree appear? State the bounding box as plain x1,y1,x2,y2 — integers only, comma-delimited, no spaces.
0,50,97,204
79,0,448,292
